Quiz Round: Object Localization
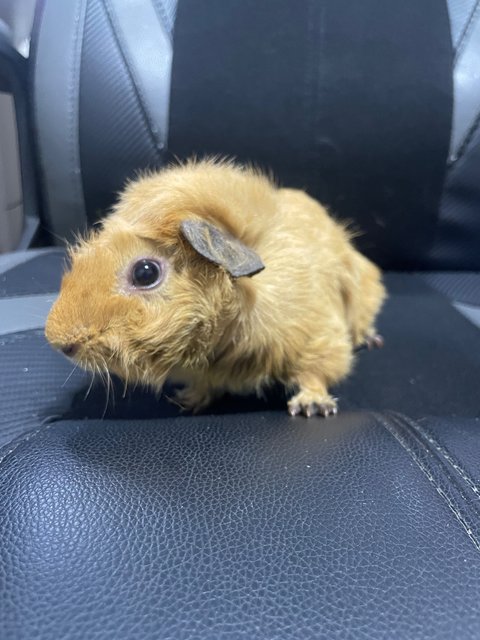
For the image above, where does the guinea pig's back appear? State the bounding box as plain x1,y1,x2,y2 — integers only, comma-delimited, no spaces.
257,187,348,280
251,186,384,343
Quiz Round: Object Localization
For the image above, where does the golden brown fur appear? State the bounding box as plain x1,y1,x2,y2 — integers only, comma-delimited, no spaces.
45,158,385,416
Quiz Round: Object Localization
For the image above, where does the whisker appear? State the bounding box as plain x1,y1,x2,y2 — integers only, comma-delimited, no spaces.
61,362,79,388
84,368,96,400
122,371,130,399
102,356,115,410
40,224,65,245
97,365,107,395
100,361,111,419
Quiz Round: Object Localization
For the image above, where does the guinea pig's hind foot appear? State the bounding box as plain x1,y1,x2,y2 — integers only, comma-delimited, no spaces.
288,390,338,418
169,385,212,413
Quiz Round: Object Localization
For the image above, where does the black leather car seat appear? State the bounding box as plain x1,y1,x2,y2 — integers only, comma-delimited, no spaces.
1,1,480,638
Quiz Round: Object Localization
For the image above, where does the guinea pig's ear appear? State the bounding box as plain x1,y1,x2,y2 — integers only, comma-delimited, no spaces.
180,220,265,278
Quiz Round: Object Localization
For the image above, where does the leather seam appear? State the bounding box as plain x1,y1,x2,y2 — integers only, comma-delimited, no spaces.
405,417,480,499
32,0,47,212
151,0,172,42
0,329,45,345
67,0,88,222
449,107,480,166
454,0,480,63
0,291,58,300
0,422,56,470
103,0,164,157
377,412,480,552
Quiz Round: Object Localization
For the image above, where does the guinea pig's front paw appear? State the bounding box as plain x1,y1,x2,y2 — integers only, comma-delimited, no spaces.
170,385,212,414
288,390,338,418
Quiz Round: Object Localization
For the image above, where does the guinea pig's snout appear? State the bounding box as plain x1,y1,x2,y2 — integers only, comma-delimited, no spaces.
46,332,83,358
58,342,80,358
45,311,92,360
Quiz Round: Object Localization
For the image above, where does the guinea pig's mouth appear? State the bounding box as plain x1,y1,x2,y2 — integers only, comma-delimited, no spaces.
49,328,171,393
76,346,121,376
78,348,167,390
50,333,118,377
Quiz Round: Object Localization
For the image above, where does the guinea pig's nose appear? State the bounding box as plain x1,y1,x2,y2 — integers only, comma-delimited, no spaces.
60,342,79,357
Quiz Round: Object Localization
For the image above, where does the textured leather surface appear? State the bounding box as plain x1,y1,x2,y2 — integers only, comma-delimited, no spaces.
30,0,480,267
0,330,87,447
427,0,480,268
1,411,480,640
32,0,89,242
420,271,480,305
32,0,176,239
0,249,65,297
417,418,480,492
418,271,480,327
447,0,478,47
447,0,480,161
0,295,56,335
104,0,173,151
429,122,480,269
79,0,175,225
0,250,64,334
169,0,452,270
414,414,480,509
2,259,480,449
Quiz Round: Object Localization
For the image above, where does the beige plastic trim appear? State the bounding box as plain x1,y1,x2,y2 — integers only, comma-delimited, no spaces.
0,91,23,253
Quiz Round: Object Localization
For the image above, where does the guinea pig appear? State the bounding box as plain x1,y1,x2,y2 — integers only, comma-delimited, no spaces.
45,158,385,417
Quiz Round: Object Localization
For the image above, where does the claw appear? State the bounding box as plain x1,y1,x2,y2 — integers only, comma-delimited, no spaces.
318,404,333,417
366,333,384,350
288,395,338,418
288,403,301,417
304,403,316,418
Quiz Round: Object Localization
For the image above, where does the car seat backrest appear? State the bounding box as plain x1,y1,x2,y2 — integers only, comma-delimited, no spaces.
31,0,480,270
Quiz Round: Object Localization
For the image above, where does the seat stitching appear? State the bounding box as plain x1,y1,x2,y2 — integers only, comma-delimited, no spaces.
0,291,59,300
151,0,172,42
448,107,480,167
0,422,57,469
66,0,88,220
402,415,480,499
454,0,480,63
0,330,46,345
376,412,480,552
102,0,164,157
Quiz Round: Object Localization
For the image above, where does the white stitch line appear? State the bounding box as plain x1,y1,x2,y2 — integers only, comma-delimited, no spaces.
67,0,87,211
377,413,480,553
103,0,164,154
403,416,480,499
0,422,56,469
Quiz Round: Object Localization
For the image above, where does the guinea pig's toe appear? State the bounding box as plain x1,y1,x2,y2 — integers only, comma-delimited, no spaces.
304,403,316,418
366,333,384,350
317,402,338,417
287,393,338,418
171,385,212,413
288,402,302,417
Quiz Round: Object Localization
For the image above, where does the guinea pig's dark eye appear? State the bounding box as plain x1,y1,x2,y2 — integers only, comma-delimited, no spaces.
130,259,163,289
